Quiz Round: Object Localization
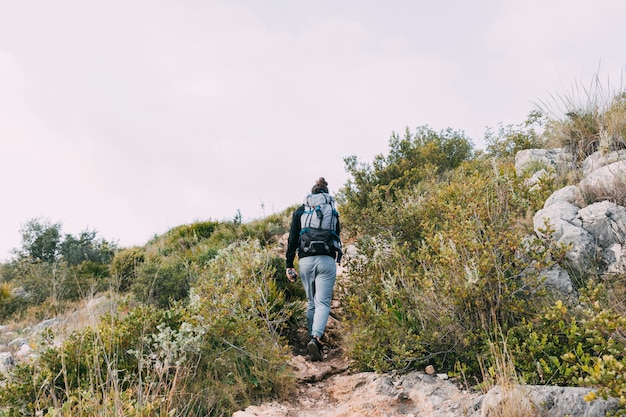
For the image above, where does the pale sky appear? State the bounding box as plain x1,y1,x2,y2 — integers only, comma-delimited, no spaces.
1,0,625,261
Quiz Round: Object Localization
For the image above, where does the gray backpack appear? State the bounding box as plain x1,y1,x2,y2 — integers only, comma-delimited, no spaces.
299,193,342,262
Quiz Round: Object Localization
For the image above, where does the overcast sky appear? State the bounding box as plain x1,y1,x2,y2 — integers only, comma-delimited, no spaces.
1,0,625,261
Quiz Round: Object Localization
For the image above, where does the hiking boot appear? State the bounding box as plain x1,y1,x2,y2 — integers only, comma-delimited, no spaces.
307,337,323,361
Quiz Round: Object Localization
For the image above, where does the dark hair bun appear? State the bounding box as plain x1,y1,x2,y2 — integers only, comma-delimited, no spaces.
311,177,329,194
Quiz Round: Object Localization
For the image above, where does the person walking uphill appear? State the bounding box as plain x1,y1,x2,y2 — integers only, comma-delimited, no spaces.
285,177,343,361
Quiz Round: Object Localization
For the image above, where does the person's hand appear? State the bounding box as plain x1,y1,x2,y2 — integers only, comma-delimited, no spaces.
286,268,298,282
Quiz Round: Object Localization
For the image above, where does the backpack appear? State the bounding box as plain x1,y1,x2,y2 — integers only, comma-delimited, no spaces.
299,193,342,262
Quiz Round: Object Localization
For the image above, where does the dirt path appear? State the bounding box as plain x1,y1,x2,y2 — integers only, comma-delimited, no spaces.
234,264,484,417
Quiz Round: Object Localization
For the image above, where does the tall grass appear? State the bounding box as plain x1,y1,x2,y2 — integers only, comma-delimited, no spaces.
480,330,539,417
535,72,626,160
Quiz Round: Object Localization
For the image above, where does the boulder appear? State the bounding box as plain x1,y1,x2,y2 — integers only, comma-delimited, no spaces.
8,337,28,349
533,201,583,239
0,352,15,372
533,202,597,280
15,343,32,359
515,148,574,177
544,185,585,209
34,318,60,333
538,265,576,301
578,201,626,249
579,160,626,203
525,169,553,190
481,385,618,417
604,243,626,275
582,149,626,177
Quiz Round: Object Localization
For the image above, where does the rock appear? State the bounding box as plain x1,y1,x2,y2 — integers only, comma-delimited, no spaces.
537,265,576,302
481,385,618,417
8,337,28,349
534,201,582,237
15,343,32,359
544,185,585,209
582,149,626,177
533,202,597,279
579,160,626,203
515,148,574,177
288,354,349,383
10,286,29,298
578,201,626,249
604,243,626,275
425,365,436,375
0,352,15,372
526,169,553,190
34,318,60,333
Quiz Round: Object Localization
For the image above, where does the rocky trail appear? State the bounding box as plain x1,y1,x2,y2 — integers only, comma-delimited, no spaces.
233,260,619,417
234,310,484,417
234,318,618,417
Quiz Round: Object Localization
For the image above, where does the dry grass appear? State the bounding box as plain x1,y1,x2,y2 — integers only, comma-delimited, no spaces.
535,71,626,161
480,331,540,417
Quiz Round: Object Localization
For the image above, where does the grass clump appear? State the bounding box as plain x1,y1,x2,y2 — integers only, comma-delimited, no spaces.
537,73,626,160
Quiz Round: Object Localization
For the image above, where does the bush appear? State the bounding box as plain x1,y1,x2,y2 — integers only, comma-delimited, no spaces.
341,158,549,378
132,254,192,308
484,111,547,159
0,305,172,416
110,246,146,292
0,285,297,417
0,282,28,320
339,125,473,237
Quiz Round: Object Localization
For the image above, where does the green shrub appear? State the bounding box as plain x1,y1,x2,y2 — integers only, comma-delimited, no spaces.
0,305,171,416
110,246,146,292
163,221,220,253
339,125,473,237
506,282,626,390
0,290,296,417
0,282,28,321
484,111,547,159
132,254,192,308
342,159,550,378
188,240,299,412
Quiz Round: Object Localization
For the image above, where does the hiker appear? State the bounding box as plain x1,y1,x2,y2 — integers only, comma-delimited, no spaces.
285,177,342,361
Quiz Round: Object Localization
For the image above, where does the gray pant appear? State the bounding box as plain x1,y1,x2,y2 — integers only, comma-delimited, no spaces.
298,255,337,338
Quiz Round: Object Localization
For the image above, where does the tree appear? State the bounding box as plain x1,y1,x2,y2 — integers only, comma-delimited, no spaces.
16,218,62,263
60,230,115,265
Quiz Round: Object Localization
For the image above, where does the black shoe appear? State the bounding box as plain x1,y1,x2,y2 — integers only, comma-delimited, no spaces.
307,338,322,361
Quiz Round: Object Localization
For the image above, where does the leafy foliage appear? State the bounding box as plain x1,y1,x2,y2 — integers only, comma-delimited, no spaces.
0,239,299,416
505,281,626,407
2,219,116,304
341,158,550,376
484,111,547,158
339,125,473,237
15,218,62,263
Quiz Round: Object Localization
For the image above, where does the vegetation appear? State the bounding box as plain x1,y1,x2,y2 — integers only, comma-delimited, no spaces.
1,77,626,415
0,214,300,416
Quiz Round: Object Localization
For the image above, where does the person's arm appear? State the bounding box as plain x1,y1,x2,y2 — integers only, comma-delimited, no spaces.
336,216,341,237
285,206,302,269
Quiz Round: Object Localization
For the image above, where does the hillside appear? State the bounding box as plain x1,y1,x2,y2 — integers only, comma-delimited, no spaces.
1,87,626,416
